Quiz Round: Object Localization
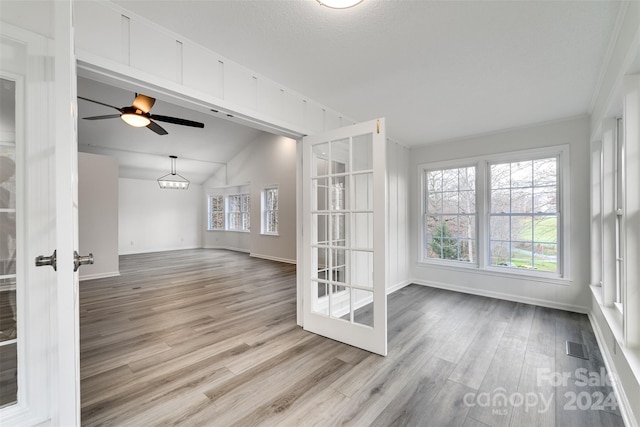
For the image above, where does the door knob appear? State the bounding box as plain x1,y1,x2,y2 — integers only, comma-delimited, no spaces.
35,250,57,271
74,251,94,272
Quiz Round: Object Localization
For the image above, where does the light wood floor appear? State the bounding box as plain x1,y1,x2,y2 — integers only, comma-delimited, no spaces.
80,249,624,426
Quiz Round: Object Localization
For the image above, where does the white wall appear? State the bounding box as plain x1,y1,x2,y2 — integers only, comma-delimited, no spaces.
588,3,640,424
409,116,591,312
119,178,203,254
203,132,297,263
78,152,119,280
387,140,411,291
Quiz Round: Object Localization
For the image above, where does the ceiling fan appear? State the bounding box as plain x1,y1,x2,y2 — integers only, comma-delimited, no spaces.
77,93,205,135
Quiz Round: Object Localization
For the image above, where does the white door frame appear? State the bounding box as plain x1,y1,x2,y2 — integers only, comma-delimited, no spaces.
0,1,79,425
301,118,388,356
52,1,81,425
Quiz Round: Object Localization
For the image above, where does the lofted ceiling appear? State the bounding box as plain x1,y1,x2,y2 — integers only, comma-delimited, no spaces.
111,0,623,145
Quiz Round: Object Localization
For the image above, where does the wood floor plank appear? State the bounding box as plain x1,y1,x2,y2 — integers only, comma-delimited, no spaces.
79,249,624,427
449,320,508,389
370,356,456,427
509,350,555,427
467,334,529,427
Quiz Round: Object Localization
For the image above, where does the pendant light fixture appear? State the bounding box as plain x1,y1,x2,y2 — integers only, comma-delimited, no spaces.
316,0,363,9
157,155,190,190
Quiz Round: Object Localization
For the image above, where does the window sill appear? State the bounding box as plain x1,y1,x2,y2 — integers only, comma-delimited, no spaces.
416,260,571,286
591,285,624,343
261,232,279,237
207,229,250,233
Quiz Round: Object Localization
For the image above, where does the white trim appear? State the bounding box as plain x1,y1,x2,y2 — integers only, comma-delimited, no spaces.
587,1,630,114
416,260,572,287
386,279,412,295
79,271,121,281
249,253,296,265
119,245,203,255
261,185,279,235
412,278,588,314
591,285,625,345
203,245,250,254
417,144,570,281
588,311,639,427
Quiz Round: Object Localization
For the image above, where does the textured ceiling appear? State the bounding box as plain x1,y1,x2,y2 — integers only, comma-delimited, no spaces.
112,0,622,145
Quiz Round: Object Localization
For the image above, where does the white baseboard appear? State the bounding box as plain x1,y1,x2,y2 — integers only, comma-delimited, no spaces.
203,245,250,254
411,278,589,314
386,279,412,295
588,312,638,427
250,253,296,264
119,245,202,255
79,271,120,281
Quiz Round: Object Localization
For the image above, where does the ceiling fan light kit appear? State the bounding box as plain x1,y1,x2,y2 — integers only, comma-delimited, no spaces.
316,0,363,9
158,156,190,190
120,111,151,127
78,93,204,135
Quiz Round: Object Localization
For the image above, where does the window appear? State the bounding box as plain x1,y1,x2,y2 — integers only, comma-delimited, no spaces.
262,186,278,235
424,167,476,262
207,195,224,230
614,117,625,311
228,193,250,231
420,146,567,279
489,157,558,273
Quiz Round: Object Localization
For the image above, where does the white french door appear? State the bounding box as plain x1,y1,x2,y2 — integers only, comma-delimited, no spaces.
0,1,80,425
302,118,387,356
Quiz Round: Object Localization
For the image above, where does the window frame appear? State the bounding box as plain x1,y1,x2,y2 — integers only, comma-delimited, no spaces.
418,144,571,282
614,117,625,313
261,185,279,236
486,155,561,276
422,164,478,266
227,193,251,232
207,194,225,231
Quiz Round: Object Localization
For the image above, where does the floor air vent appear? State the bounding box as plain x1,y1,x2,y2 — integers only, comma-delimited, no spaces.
566,341,588,359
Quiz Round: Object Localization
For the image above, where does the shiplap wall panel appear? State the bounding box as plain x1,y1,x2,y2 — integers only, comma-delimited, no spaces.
388,140,399,286
182,43,224,99
129,19,178,83
325,110,341,132
224,62,257,110
73,1,123,64
282,90,304,127
304,101,325,134
257,78,283,119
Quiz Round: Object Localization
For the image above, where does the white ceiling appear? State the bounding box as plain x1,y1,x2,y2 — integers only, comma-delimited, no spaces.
78,0,623,182
111,0,622,146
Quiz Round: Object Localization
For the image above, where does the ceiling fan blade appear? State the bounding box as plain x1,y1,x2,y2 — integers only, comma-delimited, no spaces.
147,120,168,135
151,114,205,128
83,114,122,120
77,96,122,112
132,94,156,113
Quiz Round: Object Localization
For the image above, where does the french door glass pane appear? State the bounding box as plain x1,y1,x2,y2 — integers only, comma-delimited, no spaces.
353,289,374,328
309,133,375,329
0,77,17,408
